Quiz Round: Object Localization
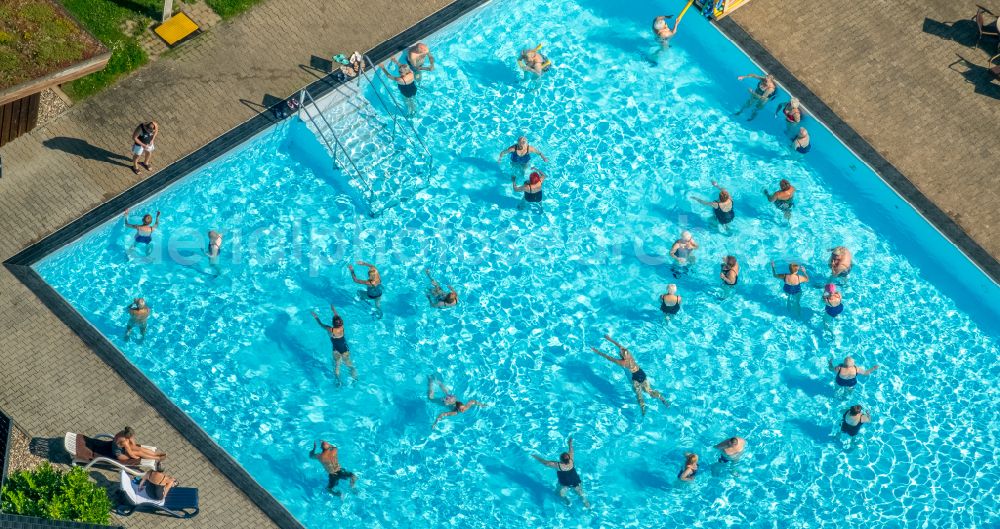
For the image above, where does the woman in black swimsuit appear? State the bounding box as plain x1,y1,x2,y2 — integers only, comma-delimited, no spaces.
591,334,670,416
311,305,358,385
138,468,177,500
349,261,383,318
378,62,418,116
512,168,547,212
691,181,735,231
659,284,681,319
677,452,698,481
531,436,590,508
840,405,870,439
720,255,739,298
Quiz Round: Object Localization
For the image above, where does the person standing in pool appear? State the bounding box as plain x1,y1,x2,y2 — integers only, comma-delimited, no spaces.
659,284,682,319
669,231,698,276
828,356,878,396
206,230,222,276
130,121,158,174
424,268,458,308
427,375,483,428
691,181,735,231
828,246,853,278
720,255,739,298
497,136,548,177
123,208,160,255
125,298,150,343
311,305,358,385
653,15,682,48
378,62,418,116
840,405,871,441
512,168,547,212
531,436,590,508
771,261,808,317
677,452,698,481
792,127,811,154
823,283,845,326
518,47,550,76
714,436,746,463
734,73,776,121
395,42,435,79
774,97,802,135
763,179,796,221
591,334,670,416
309,440,357,496
349,261,383,318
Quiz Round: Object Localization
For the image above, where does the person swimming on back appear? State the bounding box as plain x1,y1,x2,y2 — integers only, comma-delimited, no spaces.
498,136,548,176
424,268,458,308
427,375,482,428
125,298,151,343
828,356,879,394
652,15,682,47
771,261,808,316
518,47,550,76
763,179,796,221
677,452,698,481
349,261,383,318
735,73,776,121
715,436,746,463
691,181,735,230
792,127,811,154
512,168,546,212
379,62,418,116
828,246,853,277
591,334,670,416
531,436,590,508
123,208,160,255
659,283,682,318
840,405,871,439
311,305,358,385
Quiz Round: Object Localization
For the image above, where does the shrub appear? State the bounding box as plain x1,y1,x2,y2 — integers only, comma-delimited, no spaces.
1,462,112,524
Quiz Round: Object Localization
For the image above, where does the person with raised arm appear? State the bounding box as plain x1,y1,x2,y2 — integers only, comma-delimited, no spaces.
497,136,548,176
771,261,808,317
123,208,160,255
828,356,878,395
734,73,776,121
512,168,547,212
424,269,458,308
763,179,796,221
348,260,383,317
379,62,418,116
591,334,669,416
531,436,590,508
311,305,358,385
428,375,483,429
691,181,735,230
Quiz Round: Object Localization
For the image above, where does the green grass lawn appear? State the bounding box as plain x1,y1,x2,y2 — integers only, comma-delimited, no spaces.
205,0,265,20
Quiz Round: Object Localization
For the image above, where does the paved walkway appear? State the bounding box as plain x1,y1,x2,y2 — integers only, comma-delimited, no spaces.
730,0,1000,263
0,0,448,527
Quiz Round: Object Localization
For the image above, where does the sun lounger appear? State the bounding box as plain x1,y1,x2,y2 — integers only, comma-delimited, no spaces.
975,5,999,49
64,432,160,476
119,470,199,518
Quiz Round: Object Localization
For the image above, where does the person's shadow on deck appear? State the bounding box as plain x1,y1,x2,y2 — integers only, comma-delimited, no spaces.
922,17,981,48
42,137,133,167
948,55,1000,100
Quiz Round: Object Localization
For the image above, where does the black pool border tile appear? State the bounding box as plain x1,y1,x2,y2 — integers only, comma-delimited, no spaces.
713,16,1000,284
3,2,490,529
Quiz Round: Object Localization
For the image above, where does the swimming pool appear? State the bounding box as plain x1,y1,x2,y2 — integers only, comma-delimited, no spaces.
34,0,1000,527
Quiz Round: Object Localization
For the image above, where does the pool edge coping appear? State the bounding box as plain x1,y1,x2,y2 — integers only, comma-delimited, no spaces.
2,1,491,529
712,15,1000,285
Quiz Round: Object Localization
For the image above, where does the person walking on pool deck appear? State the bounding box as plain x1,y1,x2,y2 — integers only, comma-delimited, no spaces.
427,375,483,428
771,261,808,317
591,334,670,416
677,452,698,481
512,168,547,212
840,405,871,440
138,468,177,500
498,136,548,176
715,436,746,463
125,298,151,343
531,436,590,508
763,179,796,221
379,62,418,116
734,73,775,121
424,269,458,308
312,305,358,385
113,426,166,462
828,246,853,278
395,42,435,79
691,181,735,231
828,356,879,396
131,121,158,174
123,208,160,255
349,261,383,318
310,441,357,496
659,284,682,319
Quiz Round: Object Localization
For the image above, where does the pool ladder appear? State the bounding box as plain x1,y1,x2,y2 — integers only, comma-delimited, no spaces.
297,55,434,217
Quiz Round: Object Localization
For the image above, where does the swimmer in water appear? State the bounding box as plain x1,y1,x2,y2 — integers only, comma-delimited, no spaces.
125,298,150,343
771,261,808,317
311,305,358,385
652,15,682,48
394,42,435,79
677,452,698,481
715,436,746,463
792,127,811,154
379,62,417,116
691,181,735,231
309,441,357,496
518,47,549,76
828,246,853,278
123,208,160,256
424,268,458,308
822,283,845,330
659,284,681,319
348,261,383,318
735,73,776,121
828,356,879,396
839,405,871,442
774,97,802,136
427,375,483,428
531,436,590,508
720,255,739,298
591,334,669,416
669,231,698,277
763,179,796,221
498,136,548,177
512,168,546,213
206,230,222,276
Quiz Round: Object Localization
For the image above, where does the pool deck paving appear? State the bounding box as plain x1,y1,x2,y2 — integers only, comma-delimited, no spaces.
0,0,450,527
0,0,998,527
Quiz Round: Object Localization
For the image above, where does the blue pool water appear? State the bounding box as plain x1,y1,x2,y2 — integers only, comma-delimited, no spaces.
36,0,1000,528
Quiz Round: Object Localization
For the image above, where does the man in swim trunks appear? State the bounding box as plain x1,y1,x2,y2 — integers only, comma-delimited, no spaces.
771,261,808,317
395,42,435,79
591,334,669,416
714,436,746,463
792,127,811,154
424,269,458,308
312,305,358,385
828,356,878,396
131,121,158,174
498,136,548,177
828,246,853,278
531,436,590,508
310,441,357,496
652,15,682,47
125,298,151,343
378,62,418,116
123,208,161,255
348,260,383,318
763,179,796,221
735,73,776,121
669,231,698,276
427,375,482,428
